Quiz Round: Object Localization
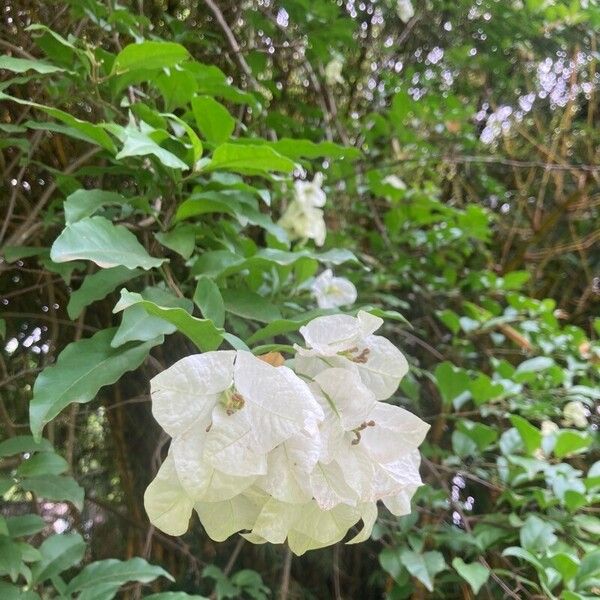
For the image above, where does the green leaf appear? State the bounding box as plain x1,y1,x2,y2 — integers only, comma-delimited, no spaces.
0,478,15,496
1,246,45,262
113,290,223,352
156,70,198,111
0,56,64,74
221,289,282,323
0,436,53,458
0,93,115,152
266,138,360,160
114,122,189,170
520,515,557,554
434,362,470,406
576,550,600,589
246,312,329,344
155,225,196,259
111,42,189,74
0,318,5,339
457,421,498,452
509,415,542,454
502,271,531,289
203,143,295,175
191,96,236,145
379,548,405,584
31,533,86,585
29,328,162,439
64,557,174,600
174,192,286,241
0,580,40,600
162,113,203,163
63,189,126,225
399,550,446,592
437,309,460,334
574,515,600,536
551,553,579,583
194,278,225,328
50,216,166,270
111,287,193,348
21,475,85,510
469,373,503,405
17,452,68,477
554,430,592,458
5,515,46,538
502,546,546,574
191,248,357,279
452,558,489,595
0,537,23,581
67,266,143,320
451,430,478,457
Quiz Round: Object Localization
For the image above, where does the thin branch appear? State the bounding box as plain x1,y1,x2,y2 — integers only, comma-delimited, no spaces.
4,146,102,248
333,543,343,600
278,546,293,600
202,0,262,93
0,39,36,60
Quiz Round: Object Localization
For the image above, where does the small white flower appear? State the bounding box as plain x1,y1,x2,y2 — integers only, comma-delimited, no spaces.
295,311,409,400
325,57,345,86
382,174,407,190
562,401,588,428
278,201,326,246
541,420,559,436
311,269,357,308
295,173,326,208
396,0,415,23
279,173,327,246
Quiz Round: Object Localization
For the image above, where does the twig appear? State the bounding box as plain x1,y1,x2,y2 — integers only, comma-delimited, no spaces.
223,537,244,576
278,546,293,600
0,39,36,60
4,146,102,248
202,0,262,93
0,131,43,245
333,543,343,600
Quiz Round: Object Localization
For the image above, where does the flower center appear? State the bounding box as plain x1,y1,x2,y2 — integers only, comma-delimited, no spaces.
339,346,370,364
220,387,246,415
350,420,376,445
325,284,342,296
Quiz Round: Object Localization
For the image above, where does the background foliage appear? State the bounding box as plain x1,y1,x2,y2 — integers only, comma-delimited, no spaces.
0,0,599,598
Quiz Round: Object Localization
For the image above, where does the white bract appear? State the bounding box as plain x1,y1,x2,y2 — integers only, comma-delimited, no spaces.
325,57,345,86
311,269,358,308
295,311,409,400
145,312,428,555
396,0,415,23
278,173,327,246
382,174,407,190
562,400,588,428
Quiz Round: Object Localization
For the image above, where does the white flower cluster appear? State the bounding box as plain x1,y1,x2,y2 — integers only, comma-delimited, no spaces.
144,311,429,555
311,269,357,309
278,173,327,246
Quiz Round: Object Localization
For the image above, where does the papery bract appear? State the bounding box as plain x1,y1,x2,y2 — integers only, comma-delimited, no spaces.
311,269,357,309
295,311,409,400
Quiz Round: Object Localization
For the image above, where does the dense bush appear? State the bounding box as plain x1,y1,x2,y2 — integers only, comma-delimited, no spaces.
0,1,598,598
